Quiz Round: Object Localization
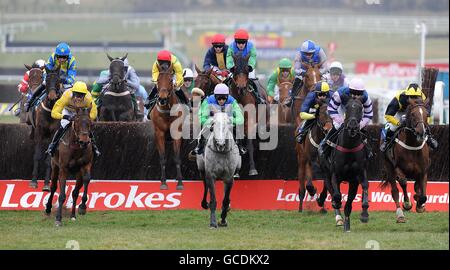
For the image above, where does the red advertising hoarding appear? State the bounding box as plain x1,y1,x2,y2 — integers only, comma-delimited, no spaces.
355,61,449,77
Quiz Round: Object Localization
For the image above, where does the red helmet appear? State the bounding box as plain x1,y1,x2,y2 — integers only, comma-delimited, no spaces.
234,29,249,40
212,34,226,44
157,50,171,61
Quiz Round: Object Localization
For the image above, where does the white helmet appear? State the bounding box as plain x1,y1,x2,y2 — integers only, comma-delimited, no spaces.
183,68,194,78
329,61,343,72
214,83,229,95
34,59,46,68
349,78,365,91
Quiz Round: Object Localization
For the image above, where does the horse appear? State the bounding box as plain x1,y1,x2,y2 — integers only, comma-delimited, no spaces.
381,99,431,223
28,66,62,191
295,102,333,212
194,65,221,97
197,112,241,228
228,52,267,176
292,63,321,126
45,107,94,226
322,98,370,232
98,53,136,121
19,64,44,123
276,73,294,124
149,62,188,190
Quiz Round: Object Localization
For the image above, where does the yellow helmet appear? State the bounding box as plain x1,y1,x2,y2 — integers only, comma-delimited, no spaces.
313,81,330,93
404,83,422,97
72,81,89,94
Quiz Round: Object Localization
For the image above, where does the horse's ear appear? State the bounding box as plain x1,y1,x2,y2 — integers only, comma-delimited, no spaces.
106,53,114,62
195,64,202,74
24,64,32,70
121,53,128,61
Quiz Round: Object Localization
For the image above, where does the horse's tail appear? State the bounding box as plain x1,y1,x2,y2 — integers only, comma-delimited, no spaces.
379,168,391,190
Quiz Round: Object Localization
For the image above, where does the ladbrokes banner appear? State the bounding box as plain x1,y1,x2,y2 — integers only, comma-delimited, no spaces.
0,180,448,211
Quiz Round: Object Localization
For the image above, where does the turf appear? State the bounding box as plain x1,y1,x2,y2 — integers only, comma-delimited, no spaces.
0,210,447,250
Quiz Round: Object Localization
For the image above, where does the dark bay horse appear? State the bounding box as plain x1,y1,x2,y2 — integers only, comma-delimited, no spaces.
45,107,94,226
99,53,136,121
296,102,333,212
194,65,221,97
276,73,294,124
20,64,44,123
323,98,370,232
29,66,62,191
381,99,431,222
293,63,321,126
149,62,187,190
228,53,267,176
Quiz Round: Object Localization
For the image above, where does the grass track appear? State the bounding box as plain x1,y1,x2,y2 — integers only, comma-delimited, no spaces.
0,210,447,250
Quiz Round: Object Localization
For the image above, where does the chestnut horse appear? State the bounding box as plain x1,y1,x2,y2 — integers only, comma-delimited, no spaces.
276,73,294,124
29,66,62,191
149,62,187,190
292,63,321,126
20,64,44,123
381,99,431,223
45,107,94,226
194,65,221,97
296,102,333,212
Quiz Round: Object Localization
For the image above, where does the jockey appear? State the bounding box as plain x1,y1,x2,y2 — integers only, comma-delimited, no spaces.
318,78,373,159
295,81,332,144
191,83,246,156
182,68,195,94
292,40,328,95
380,83,438,152
203,33,230,81
325,61,349,91
226,29,265,104
91,69,109,105
144,50,188,112
26,42,77,111
15,59,46,116
266,58,295,104
46,81,100,157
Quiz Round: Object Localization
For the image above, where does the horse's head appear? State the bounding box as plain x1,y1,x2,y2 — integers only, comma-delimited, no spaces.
231,53,250,90
25,64,44,90
316,100,333,134
194,65,215,95
44,66,61,101
211,112,232,152
344,98,363,138
73,107,92,147
277,71,294,102
107,53,127,87
302,62,321,92
156,62,174,106
405,98,428,141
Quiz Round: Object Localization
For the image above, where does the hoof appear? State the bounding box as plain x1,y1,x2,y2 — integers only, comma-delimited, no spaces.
396,216,406,223
248,169,258,176
298,208,303,213
176,184,184,190
319,208,327,214
233,173,240,178
416,206,426,213
71,217,76,221
160,184,168,190
42,184,50,192
402,201,413,211
29,181,38,189
55,221,62,227
209,224,218,229
360,215,369,223
44,209,51,216
201,201,209,210
336,220,344,226
218,221,228,227
78,207,86,215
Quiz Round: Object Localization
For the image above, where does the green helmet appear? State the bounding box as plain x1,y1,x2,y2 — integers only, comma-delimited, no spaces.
279,58,292,69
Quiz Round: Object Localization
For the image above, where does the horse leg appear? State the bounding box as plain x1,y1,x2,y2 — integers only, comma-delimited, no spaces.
173,139,184,190
78,172,91,216
360,171,370,223
70,174,83,221
201,177,209,210
331,174,343,226
298,162,306,212
55,171,67,226
30,143,41,188
416,174,428,213
206,175,217,228
247,138,258,176
317,183,328,213
155,130,167,190
343,181,358,233
397,176,412,211
219,179,233,227
45,164,59,215
43,153,52,191
305,163,317,197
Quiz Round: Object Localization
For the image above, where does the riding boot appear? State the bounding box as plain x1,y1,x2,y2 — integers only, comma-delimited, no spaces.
236,139,247,156
45,125,69,156
249,80,266,104
25,84,45,112
192,136,206,155
318,126,338,158
89,131,101,157
286,77,303,107
144,86,158,116
296,119,314,144
361,129,374,159
426,129,439,150
131,93,143,119
380,128,394,152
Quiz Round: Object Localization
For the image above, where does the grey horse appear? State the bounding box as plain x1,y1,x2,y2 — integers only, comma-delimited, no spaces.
197,112,241,228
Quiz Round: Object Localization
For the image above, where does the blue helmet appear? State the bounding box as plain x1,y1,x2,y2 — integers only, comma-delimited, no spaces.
300,40,316,53
55,42,71,57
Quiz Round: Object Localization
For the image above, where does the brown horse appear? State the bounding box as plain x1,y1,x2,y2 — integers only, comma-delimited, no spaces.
149,63,187,190
20,64,44,123
293,63,321,126
45,107,94,226
381,99,431,223
194,65,221,97
228,53,266,176
276,73,294,124
296,102,333,212
29,66,62,191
